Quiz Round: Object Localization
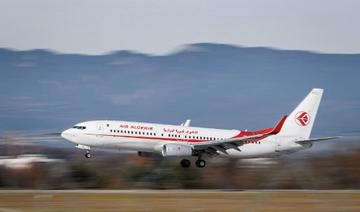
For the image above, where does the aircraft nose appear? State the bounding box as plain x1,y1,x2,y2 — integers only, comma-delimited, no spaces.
61,129,74,140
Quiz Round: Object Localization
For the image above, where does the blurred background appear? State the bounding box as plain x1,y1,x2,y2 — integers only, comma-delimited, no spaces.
0,0,360,190
0,136,359,189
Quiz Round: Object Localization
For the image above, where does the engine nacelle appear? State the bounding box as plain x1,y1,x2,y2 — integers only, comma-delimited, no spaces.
161,144,193,157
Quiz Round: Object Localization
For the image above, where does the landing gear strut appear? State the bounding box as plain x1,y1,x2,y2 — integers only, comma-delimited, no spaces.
85,150,91,158
180,159,191,168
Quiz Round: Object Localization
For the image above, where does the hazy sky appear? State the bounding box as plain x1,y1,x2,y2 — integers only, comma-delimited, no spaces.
0,0,359,55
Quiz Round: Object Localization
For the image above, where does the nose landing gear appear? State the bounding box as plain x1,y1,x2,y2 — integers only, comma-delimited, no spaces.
75,144,91,159
85,150,91,158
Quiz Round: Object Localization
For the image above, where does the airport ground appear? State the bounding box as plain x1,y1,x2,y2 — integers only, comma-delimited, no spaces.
0,190,359,211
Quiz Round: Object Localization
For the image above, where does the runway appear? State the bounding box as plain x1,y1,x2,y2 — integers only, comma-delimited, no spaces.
0,190,359,211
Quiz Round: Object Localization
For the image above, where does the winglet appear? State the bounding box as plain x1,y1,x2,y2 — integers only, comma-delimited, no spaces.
270,115,287,134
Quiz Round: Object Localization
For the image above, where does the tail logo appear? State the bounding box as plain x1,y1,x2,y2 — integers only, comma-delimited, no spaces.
295,111,310,126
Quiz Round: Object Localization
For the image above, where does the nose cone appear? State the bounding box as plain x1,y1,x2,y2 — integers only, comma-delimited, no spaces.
61,129,74,141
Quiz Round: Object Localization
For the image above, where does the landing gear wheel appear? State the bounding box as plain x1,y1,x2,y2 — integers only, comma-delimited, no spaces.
195,159,206,168
85,151,91,158
180,159,191,168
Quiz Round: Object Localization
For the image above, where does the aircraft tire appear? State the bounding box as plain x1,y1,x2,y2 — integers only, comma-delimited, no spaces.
85,152,91,158
180,159,191,168
195,159,206,168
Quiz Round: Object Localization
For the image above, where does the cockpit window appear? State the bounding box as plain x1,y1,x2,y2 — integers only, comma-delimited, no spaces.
73,126,86,130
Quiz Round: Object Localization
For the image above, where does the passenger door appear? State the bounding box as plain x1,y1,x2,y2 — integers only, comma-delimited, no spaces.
96,122,104,138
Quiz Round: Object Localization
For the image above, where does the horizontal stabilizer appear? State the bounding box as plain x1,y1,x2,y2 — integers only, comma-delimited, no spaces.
295,136,340,145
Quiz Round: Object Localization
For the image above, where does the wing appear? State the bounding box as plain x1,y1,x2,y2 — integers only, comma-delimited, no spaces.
192,115,287,156
295,136,340,145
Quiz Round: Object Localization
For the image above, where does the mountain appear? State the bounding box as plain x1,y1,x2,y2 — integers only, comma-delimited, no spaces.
0,43,359,135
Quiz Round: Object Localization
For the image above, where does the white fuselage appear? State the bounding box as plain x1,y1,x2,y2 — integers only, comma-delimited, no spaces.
61,120,307,158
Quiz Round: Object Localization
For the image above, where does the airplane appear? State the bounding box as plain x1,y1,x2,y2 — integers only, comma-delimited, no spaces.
61,88,337,168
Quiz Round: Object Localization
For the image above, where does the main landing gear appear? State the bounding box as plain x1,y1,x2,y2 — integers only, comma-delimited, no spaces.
195,159,206,168
180,159,191,168
180,158,206,168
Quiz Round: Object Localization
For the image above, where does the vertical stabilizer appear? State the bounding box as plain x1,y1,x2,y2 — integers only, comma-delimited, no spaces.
277,88,323,139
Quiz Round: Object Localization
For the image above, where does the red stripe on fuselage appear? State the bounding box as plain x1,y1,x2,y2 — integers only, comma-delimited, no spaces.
86,133,213,143
84,132,267,144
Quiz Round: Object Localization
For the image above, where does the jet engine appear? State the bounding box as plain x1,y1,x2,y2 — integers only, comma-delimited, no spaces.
161,144,193,157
